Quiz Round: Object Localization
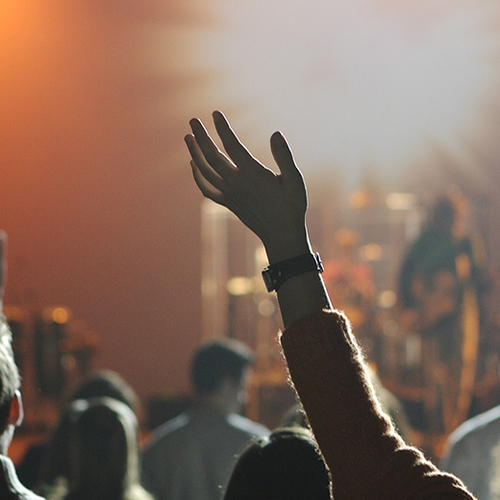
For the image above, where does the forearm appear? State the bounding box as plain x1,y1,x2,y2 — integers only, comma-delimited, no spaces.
186,112,475,500
276,271,331,328
280,310,475,500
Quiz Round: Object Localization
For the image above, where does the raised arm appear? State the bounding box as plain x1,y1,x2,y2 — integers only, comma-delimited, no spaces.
186,112,475,500
185,111,330,327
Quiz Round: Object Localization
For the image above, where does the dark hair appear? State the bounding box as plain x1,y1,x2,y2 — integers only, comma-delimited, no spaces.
39,370,138,489
191,339,253,395
223,427,331,500
0,316,20,434
69,370,138,412
65,397,152,500
428,196,456,233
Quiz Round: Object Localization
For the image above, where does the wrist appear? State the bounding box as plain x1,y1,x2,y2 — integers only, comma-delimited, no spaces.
263,227,311,265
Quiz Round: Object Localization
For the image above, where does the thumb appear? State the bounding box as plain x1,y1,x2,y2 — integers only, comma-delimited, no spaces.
270,131,303,181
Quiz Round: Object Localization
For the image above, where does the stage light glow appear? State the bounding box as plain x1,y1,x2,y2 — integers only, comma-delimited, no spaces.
361,243,383,262
196,0,500,186
386,193,418,211
41,306,70,324
227,276,253,295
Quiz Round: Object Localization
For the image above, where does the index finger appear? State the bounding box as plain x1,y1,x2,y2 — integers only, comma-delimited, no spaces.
189,118,235,178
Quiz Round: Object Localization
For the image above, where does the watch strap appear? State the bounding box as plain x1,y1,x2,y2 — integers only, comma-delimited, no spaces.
262,252,323,292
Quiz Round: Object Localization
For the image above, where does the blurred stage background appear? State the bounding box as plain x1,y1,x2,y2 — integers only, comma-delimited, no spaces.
2,0,500,457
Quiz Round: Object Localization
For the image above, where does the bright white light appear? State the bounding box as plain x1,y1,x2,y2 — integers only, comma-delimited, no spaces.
196,0,500,186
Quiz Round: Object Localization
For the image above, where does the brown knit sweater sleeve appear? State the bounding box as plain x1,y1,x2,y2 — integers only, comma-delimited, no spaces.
280,309,476,500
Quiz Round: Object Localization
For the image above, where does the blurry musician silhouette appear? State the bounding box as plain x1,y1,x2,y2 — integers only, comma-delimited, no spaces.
398,187,489,437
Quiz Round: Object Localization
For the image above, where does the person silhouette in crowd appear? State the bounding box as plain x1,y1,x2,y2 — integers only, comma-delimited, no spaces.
223,426,331,500
58,397,152,500
0,316,44,499
441,371,500,500
141,338,269,500
31,370,139,495
0,231,44,499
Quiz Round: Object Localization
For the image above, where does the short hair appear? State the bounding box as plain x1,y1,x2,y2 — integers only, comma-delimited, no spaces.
223,427,331,500
191,339,253,395
0,316,20,434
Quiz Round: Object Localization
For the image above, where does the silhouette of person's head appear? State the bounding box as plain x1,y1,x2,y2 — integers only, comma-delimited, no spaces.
39,370,138,490
191,339,254,414
65,397,152,500
69,370,139,413
223,427,331,500
429,197,456,234
0,316,22,455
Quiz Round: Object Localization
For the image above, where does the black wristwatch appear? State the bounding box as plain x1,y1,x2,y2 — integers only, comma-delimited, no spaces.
262,252,324,292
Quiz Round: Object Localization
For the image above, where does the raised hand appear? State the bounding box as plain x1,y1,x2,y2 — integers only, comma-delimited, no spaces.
185,111,311,263
186,111,331,325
